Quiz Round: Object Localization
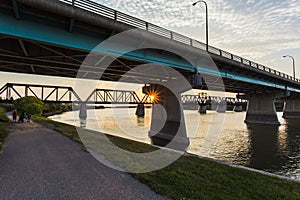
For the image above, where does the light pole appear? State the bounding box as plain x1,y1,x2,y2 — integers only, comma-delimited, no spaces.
283,55,296,80
192,0,208,52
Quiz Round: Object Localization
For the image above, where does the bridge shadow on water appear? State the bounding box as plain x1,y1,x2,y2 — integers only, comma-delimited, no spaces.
247,120,300,178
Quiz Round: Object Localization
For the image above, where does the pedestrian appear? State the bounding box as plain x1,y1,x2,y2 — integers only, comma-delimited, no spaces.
12,110,18,122
27,113,31,122
18,112,25,123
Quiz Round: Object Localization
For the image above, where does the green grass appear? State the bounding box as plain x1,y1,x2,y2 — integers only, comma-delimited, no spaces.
134,156,300,200
0,108,9,123
0,123,8,152
32,116,300,200
0,107,9,152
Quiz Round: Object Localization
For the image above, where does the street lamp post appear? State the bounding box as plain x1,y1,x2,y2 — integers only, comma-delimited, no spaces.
192,0,208,52
283,55,296,80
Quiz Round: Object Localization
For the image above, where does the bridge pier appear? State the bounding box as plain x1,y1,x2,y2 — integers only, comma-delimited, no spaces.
245,93,279,125
135,104,145,117
198,101,207,114
283,99,300,119
79,103,87,120
234,102,243,112
143,84,189,150
216,100,227,113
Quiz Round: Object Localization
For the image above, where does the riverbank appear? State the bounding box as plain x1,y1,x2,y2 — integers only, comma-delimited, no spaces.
32,115,300,200
0,120,164,200
0,107,9,152
0,122,8,152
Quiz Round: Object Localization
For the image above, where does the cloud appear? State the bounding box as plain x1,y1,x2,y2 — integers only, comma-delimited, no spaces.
93,0,300,75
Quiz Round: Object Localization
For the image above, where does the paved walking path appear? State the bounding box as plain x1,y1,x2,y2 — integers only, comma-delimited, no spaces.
0,122,165,200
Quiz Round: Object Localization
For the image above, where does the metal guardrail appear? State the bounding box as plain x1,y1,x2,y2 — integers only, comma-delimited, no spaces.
59,0,299,83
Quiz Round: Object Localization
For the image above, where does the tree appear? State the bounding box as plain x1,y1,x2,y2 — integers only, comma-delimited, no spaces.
13,96,45,115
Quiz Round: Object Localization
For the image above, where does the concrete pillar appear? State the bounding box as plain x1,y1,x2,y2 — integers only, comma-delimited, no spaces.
245,93,279,125
216,100,227,113
79,103,87,120
135,104,145,117
283,99,300,119
198,101,207,114
144,84,189,150
234,102,243,112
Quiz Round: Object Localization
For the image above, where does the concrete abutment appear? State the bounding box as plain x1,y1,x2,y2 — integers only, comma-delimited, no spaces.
283,99,300,119
143,84,189,150
245,93,280,126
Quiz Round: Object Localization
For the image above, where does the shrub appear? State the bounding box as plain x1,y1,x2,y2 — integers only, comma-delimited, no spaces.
0,108,9,122
13,96,45,116
0,104,14,112
23,103,43,116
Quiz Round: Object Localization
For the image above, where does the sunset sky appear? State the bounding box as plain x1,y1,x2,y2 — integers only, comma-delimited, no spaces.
0,0,299,96
94,0,299,74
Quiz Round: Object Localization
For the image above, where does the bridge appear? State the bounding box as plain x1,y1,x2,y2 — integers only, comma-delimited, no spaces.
1,0,300,149
182,93,247,113
0,82,244,108
0,83,152,104
0,82,247,118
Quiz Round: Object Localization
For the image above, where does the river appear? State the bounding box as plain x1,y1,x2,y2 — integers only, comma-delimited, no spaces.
49,108,300,180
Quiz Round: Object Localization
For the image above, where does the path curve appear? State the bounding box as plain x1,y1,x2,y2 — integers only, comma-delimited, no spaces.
0,122,166,200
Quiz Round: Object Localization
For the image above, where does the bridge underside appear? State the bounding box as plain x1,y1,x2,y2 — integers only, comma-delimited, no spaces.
1,0,299,94
0,35,288,94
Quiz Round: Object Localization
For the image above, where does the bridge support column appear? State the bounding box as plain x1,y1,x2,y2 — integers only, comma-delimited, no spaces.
79,103,87,120
216,100,227,113
143,84,189,150
135,104,145,117
198,101,207,114
245,93,279,125
283,99,300,119
234,102,243,112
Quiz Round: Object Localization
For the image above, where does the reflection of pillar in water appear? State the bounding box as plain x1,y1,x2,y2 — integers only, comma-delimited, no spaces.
247,124,286,170
80,119,86,128
137,117,145,126
79,103,87,120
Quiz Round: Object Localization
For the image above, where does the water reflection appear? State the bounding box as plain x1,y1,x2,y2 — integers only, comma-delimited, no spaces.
247,124,285,170
80,119,87,128
136,117,145,126
50,109,300,179
279,119,300,179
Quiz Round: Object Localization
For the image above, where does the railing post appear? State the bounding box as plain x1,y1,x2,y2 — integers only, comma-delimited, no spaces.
231,54,233,60
190,39,193,46
219,50,222,56
170,32,173,40
72,0,75,6
114,10,117,20
146,22,149,31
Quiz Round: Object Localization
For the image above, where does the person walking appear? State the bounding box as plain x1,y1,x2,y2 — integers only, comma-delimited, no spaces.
27,113,31,122
12,110,18,122
18,112,25,123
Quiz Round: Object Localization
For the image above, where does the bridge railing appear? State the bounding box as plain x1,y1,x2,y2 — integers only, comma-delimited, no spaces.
58,0,299,83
